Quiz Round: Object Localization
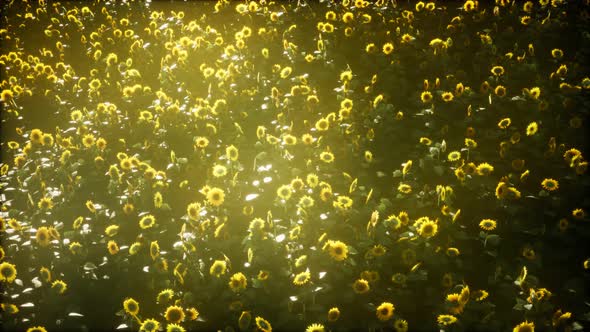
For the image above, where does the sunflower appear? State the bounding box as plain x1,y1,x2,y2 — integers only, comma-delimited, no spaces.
186,307,199,321
353,279,370,294
447,151,461,162
494,85,507,97
51,280,67,294
315,117,330,131
479,219,497,231
277,184,292,200
491,65,505,76
328,240,348,261
210,260,227,277
194,137,209,148
186,203,201,221
157,289,174,304
437,314,458,326
541,178,558,191
335,196,353,210
107,240,119,255
572,208,585,219
123,203,135,215
370,244,386,257
441,92,454,102
513,321,535,332
476,162,494,175
301,133,314,145
420,137,432,145
397,183,412,194
165,323,185,332
293,271,311,286
229,272,247,292
298,195,314,208
105,224,119,237
153,192,163,208
526,122,538,136
26,327,48,332
139,318,160,332
382,42,394,55
418,220,438,238
36,227,51,247
255,316,272,332
306,323,324,332
0,262,17,283
129,242,141,255
320,151,334,163
30,129,43,144
39,267,51,283
165,305,185,323
123,298,139,315
38,197,53,210
376,302,395,321
283,134,297,145
136,215,155,230
206,187,225,206
82,134,96,148
391,273,407,285
239,311,252,330
420,91,432,103
212,164,227,177
327,307,340,322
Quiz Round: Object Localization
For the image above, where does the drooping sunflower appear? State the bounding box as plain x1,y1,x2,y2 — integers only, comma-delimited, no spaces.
206,187,225,206
0,262,17,283
376,302,395,321
165,305,185,323
123,298,139,315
